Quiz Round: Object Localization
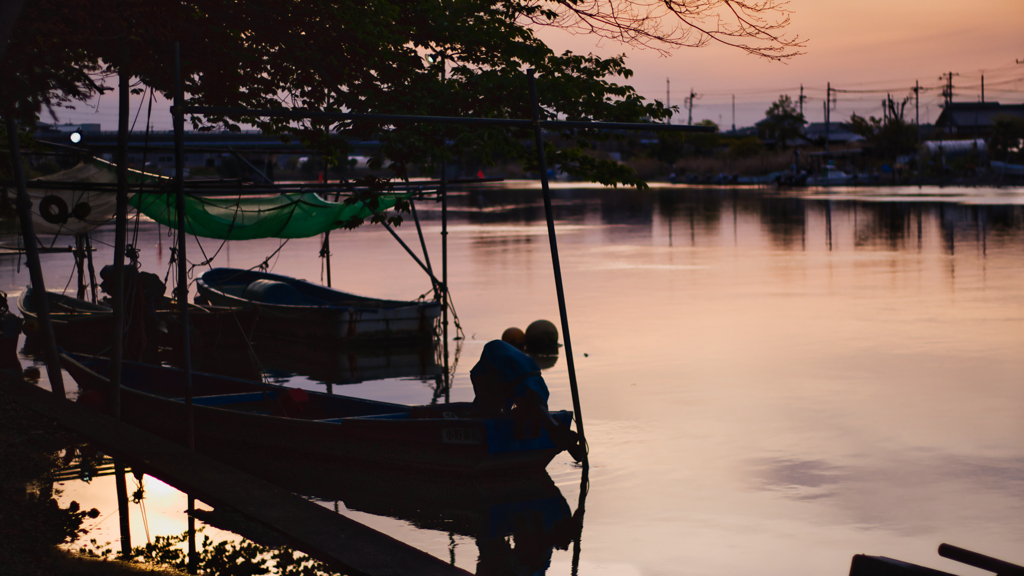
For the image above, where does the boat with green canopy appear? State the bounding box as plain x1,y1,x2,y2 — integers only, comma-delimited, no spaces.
129,191,406,240
130,190,441,342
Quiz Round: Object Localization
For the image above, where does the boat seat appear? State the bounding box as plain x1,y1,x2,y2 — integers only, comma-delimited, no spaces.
178,391,277,407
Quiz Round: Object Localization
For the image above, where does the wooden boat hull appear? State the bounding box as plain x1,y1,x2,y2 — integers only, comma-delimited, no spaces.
62,354,570,475
196,268,440,342
17,287,258,356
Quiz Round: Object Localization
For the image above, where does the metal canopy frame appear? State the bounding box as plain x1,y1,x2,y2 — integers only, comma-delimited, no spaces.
171,50,713,468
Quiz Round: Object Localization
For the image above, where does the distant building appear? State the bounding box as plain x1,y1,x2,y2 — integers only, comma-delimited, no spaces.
753,118,864,147
934,102,1024,138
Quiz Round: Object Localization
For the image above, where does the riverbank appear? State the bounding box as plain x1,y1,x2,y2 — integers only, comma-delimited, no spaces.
0,383,185,576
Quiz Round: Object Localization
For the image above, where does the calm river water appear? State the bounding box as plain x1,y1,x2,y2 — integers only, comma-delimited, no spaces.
4,183,1023,576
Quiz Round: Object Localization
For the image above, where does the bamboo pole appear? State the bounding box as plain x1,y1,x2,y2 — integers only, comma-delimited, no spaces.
85,235,98,303
173,41,195,450
409,200,438,294
322,231,331,287
5,116,66,396
527,69,587,465
74,235,86,300
110,39,130,419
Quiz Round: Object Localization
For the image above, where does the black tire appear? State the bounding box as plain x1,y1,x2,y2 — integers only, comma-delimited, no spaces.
39,195,69,224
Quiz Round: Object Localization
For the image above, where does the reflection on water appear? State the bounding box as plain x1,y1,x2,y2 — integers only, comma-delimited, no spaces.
5,183,1024,575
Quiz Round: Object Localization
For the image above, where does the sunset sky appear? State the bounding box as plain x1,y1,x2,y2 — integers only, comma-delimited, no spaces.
48,0,1024,131
536,0,1024,127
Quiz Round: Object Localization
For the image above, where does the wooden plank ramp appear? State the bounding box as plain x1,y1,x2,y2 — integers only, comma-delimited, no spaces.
3,379,470,576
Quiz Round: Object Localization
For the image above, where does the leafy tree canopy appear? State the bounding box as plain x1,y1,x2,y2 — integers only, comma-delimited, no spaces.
760,94,804,148
3,0,801,188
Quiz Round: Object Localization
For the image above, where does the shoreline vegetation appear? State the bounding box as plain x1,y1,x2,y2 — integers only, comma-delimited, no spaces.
0,385,185,576
0,381,337,576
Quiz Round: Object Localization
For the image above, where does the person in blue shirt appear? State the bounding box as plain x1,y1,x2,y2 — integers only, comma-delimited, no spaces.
470,340,585,461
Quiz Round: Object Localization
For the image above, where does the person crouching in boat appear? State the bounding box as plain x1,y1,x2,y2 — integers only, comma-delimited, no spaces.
470,340,586,461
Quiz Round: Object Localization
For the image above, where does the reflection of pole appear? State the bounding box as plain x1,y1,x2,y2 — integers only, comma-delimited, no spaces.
6,116,66,397
173,42,195,449
667,193,673,247
115,461,131,557
571,467,589,576
688,206,695,246
187,496,197,574
111,39,130,419
732,190,738,247
825,201,833,251
528,69,587,465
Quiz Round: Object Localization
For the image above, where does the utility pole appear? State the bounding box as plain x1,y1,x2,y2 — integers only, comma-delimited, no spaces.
824,82,831,153
731,94,736,132
666,77,670,124
914,80,920,145
686,88,696,125
799,84,806,117
940,71,958,107
981,74,985,103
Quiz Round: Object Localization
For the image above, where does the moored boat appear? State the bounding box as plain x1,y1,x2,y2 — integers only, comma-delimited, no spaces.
61,353,573,475
17,286,257,356
196,267,441,342
806,164,856,186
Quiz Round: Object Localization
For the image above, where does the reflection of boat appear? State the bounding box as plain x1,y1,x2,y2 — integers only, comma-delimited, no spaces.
193,452,580,573
249,336,443,386
228,455,574,540
18,287,257,355
62,353,573,474
18,287,113,354
196,268,441,343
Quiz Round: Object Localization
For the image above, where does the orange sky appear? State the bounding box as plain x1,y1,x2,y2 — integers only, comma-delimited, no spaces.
48,0,1024,130
535,0,1024,127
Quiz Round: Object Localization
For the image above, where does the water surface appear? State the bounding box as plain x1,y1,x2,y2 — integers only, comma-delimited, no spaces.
4,183,1023,575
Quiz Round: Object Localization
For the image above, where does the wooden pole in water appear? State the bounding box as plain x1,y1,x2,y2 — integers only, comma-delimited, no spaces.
85,235,98,303
322,231,331,287
527,69,587,465
439,56,450,404
114,461,131,556
74,235,86,300
5,116,66,397
173,41,195,450
110,38,130,419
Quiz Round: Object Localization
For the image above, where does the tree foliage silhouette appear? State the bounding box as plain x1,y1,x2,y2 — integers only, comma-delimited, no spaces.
3,0,802,187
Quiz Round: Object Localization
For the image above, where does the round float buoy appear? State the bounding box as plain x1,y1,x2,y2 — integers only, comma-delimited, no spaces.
22,319,39,335
525,319,559,354
501,327,526,350
71,201,92,220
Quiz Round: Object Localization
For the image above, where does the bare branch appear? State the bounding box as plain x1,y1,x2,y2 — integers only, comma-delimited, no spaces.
522,0,805,60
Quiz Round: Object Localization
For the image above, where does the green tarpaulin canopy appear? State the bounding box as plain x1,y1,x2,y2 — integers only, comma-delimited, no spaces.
130,192,403,240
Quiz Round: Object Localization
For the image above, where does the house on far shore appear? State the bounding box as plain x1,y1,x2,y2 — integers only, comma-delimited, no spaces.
934,102,1024,138
753,118,865,147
